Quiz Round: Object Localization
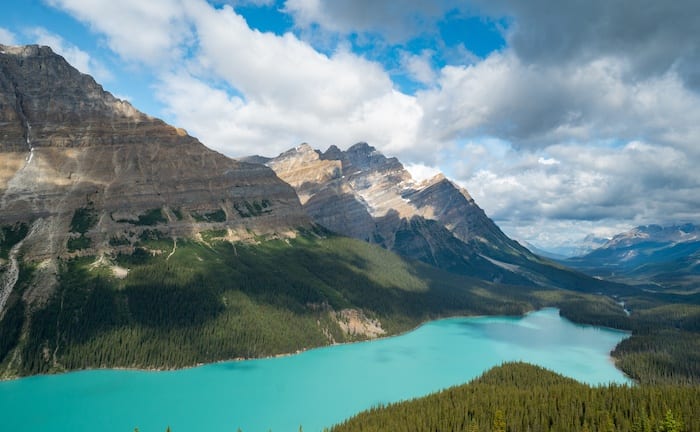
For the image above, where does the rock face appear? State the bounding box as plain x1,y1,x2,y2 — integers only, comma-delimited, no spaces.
0,44,309,309
265,143,607,289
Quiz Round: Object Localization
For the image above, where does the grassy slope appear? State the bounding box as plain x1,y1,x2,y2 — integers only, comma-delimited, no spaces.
330,362,700,432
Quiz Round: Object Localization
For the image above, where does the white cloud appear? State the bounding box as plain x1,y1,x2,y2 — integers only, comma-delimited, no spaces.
27,27,113,82
418,52,700,155
283,0,466,41
157,70,423,157
400,50,437,85
0,27,18,45
404,163,442,182
46,0,191,67
184,2,391,116
538,157,559,166
449,138,700,249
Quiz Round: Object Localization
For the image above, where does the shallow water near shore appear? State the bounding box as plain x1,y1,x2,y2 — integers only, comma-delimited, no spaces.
0,308,630,432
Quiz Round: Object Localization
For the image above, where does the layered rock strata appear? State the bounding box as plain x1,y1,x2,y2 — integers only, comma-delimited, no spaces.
0,44,309,308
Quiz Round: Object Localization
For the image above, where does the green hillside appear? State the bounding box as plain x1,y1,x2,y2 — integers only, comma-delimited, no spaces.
330,362,699,432
2,228,698,385
1,230,539,377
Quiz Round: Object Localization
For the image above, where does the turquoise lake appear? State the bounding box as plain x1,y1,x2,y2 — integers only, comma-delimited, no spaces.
0,308,630,432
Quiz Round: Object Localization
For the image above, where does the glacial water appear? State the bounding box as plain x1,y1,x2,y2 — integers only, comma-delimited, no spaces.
0,308,630,432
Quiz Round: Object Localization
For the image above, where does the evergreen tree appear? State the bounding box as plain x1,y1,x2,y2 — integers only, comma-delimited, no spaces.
658,410,683,432
468,419,479,432
493,409,506,432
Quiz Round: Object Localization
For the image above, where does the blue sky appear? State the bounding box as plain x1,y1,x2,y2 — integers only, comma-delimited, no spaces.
2,0,699,254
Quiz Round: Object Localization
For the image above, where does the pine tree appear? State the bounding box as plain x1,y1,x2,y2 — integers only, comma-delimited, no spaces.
493,409,506,432
633,410,653,432
658,410,683,432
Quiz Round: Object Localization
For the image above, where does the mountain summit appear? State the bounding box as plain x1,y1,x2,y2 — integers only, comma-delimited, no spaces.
255,143,610,291
267,142,522,252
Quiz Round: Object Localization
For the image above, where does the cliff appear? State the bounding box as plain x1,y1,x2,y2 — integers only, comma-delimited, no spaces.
0,44,308,311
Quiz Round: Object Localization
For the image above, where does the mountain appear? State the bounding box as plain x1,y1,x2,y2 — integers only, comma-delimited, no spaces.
565,224,700,290
0,44,641,380
0,44,309,311
2,44,695,386
256,143,619,292
0,44,579,378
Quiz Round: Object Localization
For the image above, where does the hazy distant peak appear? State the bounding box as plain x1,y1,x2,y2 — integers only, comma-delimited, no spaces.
603,223,700,249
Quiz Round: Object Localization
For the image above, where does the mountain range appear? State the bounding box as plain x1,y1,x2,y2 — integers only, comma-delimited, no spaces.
564,223,700,291
0,44,629,378
247,143,615,292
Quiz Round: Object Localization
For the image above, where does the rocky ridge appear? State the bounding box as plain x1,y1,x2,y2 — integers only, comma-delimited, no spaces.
260,143,603,290
0,44,308,314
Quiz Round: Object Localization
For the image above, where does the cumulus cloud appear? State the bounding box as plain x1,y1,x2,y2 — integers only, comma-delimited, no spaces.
470,0,700,90
157,70,423,157
184,1,392,117
0,27,18,45
45,0,191,67
418,52,700,154
283,0,467,41
452,139,700,249
399,49,437,85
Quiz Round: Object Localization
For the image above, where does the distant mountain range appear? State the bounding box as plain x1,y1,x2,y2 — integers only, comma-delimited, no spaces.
564,224,700,290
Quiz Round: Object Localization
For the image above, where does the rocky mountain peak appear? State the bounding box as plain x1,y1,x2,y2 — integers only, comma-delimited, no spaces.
602,223,699,250
320,144,343,160
264,143,539,282
320,142,405,178
0,44,152,151
1,44,309,293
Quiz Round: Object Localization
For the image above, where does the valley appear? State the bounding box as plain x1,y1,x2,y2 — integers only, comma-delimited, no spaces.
0,42,698,431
